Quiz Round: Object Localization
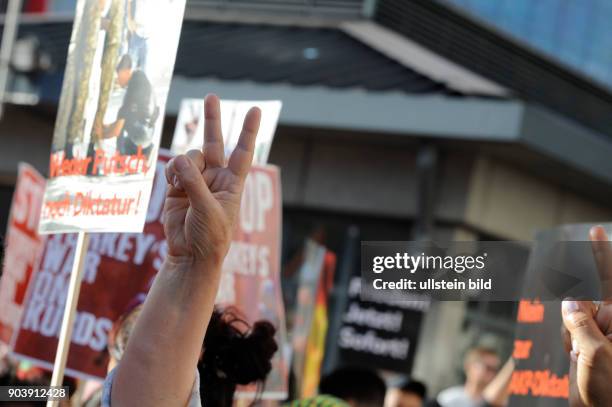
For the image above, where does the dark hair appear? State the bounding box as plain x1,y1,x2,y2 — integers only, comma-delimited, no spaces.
116,54,133,71
399,380,427,400
319,366,386,407
198,307,278,407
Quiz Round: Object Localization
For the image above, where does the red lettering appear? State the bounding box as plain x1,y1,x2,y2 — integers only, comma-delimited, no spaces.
517,299,545,323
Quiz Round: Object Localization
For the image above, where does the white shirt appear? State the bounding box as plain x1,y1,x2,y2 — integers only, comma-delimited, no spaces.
437,386,483,407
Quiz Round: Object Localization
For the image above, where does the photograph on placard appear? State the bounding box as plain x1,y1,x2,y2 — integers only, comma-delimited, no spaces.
40,0,186,234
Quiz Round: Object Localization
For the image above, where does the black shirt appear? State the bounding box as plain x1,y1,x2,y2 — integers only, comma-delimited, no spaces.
117,70,158,147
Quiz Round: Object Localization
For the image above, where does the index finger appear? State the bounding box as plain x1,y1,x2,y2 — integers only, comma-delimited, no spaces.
227,107,261,180
589,226,612,300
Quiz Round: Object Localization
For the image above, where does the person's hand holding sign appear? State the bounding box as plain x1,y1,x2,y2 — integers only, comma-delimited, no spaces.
111,94,261,407
561,226,612,407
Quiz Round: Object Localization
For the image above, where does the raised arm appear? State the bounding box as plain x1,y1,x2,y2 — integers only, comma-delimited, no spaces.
110,94,261,407
561,226,612,407
482,357,514,406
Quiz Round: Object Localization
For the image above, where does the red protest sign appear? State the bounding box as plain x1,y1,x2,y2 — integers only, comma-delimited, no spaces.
12,153,170,380
217,165,288,399
12,151,288,396
0,163,46,346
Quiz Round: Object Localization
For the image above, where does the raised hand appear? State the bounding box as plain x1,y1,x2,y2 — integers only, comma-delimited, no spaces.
561,226,612,407
112,94,261,407
164,94,261,266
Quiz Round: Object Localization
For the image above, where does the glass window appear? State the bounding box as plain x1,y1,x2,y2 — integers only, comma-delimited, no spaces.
438,0,612,88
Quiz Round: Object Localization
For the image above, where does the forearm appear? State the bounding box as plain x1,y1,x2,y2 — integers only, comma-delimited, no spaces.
111,256,222,407
483,358,515,406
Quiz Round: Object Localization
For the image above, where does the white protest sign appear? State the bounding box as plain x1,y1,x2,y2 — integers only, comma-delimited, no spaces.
171,99,282,164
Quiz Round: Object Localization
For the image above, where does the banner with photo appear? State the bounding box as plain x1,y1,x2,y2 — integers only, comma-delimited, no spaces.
171,98,282,164
11,151,289,399
39,0,186,234
0,163,46,346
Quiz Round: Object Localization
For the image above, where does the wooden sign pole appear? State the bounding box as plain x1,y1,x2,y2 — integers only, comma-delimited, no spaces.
46,232,90,407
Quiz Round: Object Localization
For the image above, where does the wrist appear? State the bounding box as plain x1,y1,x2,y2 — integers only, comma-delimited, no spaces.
164,254,223,275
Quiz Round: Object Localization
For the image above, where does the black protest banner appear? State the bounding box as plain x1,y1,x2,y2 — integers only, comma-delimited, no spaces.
335,275,429,373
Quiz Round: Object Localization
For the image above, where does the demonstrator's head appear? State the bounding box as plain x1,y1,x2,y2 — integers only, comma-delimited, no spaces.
386,380,427,407
319,366,387,407
116,54,133,88
464,346,500,391
198,307,278,407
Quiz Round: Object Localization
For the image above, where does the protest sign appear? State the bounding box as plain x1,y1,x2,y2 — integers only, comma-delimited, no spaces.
0,163,45,346
39,0,186,234
11,152,172,380
216,165,288,399
508,300,569,406
336,275,429,373
12,152,288,399
171,99,282,164
37,2,188,396
506,224,611,406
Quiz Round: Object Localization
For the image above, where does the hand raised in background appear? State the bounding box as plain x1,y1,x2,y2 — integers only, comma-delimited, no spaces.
561,226,612,407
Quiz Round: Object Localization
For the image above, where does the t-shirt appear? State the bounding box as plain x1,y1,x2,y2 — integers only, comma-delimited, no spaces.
437,386,484,407
117,70,158,147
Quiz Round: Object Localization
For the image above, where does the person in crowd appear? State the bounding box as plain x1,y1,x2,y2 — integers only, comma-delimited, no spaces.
197,307,278,407
560,225,612,407
437,346,500,407
83,300,145,407
0,350,13,390
107,303,144,372
480,357,514,407
98,295,278,407
97,54,159,159
318,366,387,407
102,93,262,406
386,379,427,407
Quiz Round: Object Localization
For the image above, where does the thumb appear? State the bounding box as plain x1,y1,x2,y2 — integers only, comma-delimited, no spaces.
170,154,212,211
562,300,607,357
